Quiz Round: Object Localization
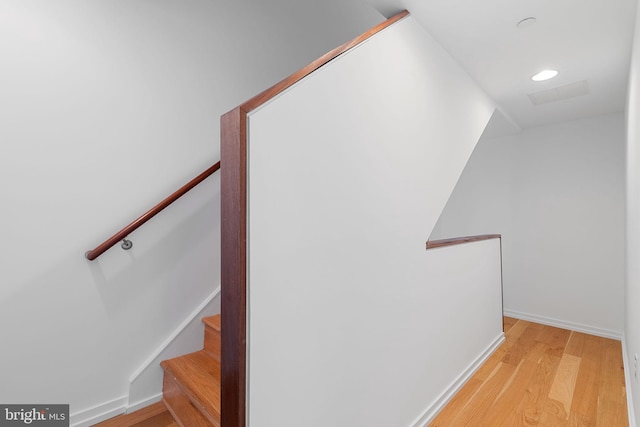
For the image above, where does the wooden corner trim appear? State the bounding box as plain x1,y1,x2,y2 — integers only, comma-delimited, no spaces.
426,234,502,250
240,10,409,113
220,10,410,427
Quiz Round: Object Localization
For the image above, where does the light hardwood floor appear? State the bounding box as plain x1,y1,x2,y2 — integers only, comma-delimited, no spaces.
429,317,628,426
92,402,176,427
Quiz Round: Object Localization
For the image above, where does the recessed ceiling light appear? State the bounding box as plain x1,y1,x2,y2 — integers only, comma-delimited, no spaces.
517,17,537,29
531,69,559,82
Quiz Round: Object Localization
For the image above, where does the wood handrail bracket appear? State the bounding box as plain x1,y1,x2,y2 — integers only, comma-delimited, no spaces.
426,234,501,250
85,161,221,261
220,10,410,427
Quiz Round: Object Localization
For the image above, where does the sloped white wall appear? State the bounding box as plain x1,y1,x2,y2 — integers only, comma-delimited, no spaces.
626,0,640,423
430,110,515,294
246,16,497,426
432,113,625,337
0,1,382,425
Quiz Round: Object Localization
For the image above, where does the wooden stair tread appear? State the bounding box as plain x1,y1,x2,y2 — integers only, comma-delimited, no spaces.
202,315,220,332
161,350,221,423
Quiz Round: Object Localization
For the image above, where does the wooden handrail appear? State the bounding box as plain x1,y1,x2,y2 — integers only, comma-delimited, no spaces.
85,161,221,261
426,234,501,250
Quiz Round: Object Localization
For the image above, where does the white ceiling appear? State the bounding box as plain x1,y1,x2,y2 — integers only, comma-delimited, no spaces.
362,0,638,132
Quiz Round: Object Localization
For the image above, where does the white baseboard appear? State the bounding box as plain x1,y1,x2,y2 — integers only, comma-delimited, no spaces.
69,393,162,426
127,393,163,414
622,334,638,427
409,333,505,427
70,395,127,427
503,309,623,340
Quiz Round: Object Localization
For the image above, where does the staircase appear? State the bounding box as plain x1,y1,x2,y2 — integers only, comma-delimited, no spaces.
161,315,221,427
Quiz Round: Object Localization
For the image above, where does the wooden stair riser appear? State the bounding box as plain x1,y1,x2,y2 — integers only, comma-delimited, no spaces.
204,324,221,362
163,374,213,427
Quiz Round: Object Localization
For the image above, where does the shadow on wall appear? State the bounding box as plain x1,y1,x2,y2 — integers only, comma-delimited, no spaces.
0,176,221,417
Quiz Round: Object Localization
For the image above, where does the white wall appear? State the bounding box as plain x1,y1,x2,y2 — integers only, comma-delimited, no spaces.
626,0,640,422
509,114,625,336
246,16,498,426
432,113,626,337
430,110,515,292
0,1,382,425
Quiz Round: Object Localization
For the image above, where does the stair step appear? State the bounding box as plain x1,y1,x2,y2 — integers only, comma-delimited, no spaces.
202,315,221,361
161,350,221,427
163,374,212,427
202,315,220,332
